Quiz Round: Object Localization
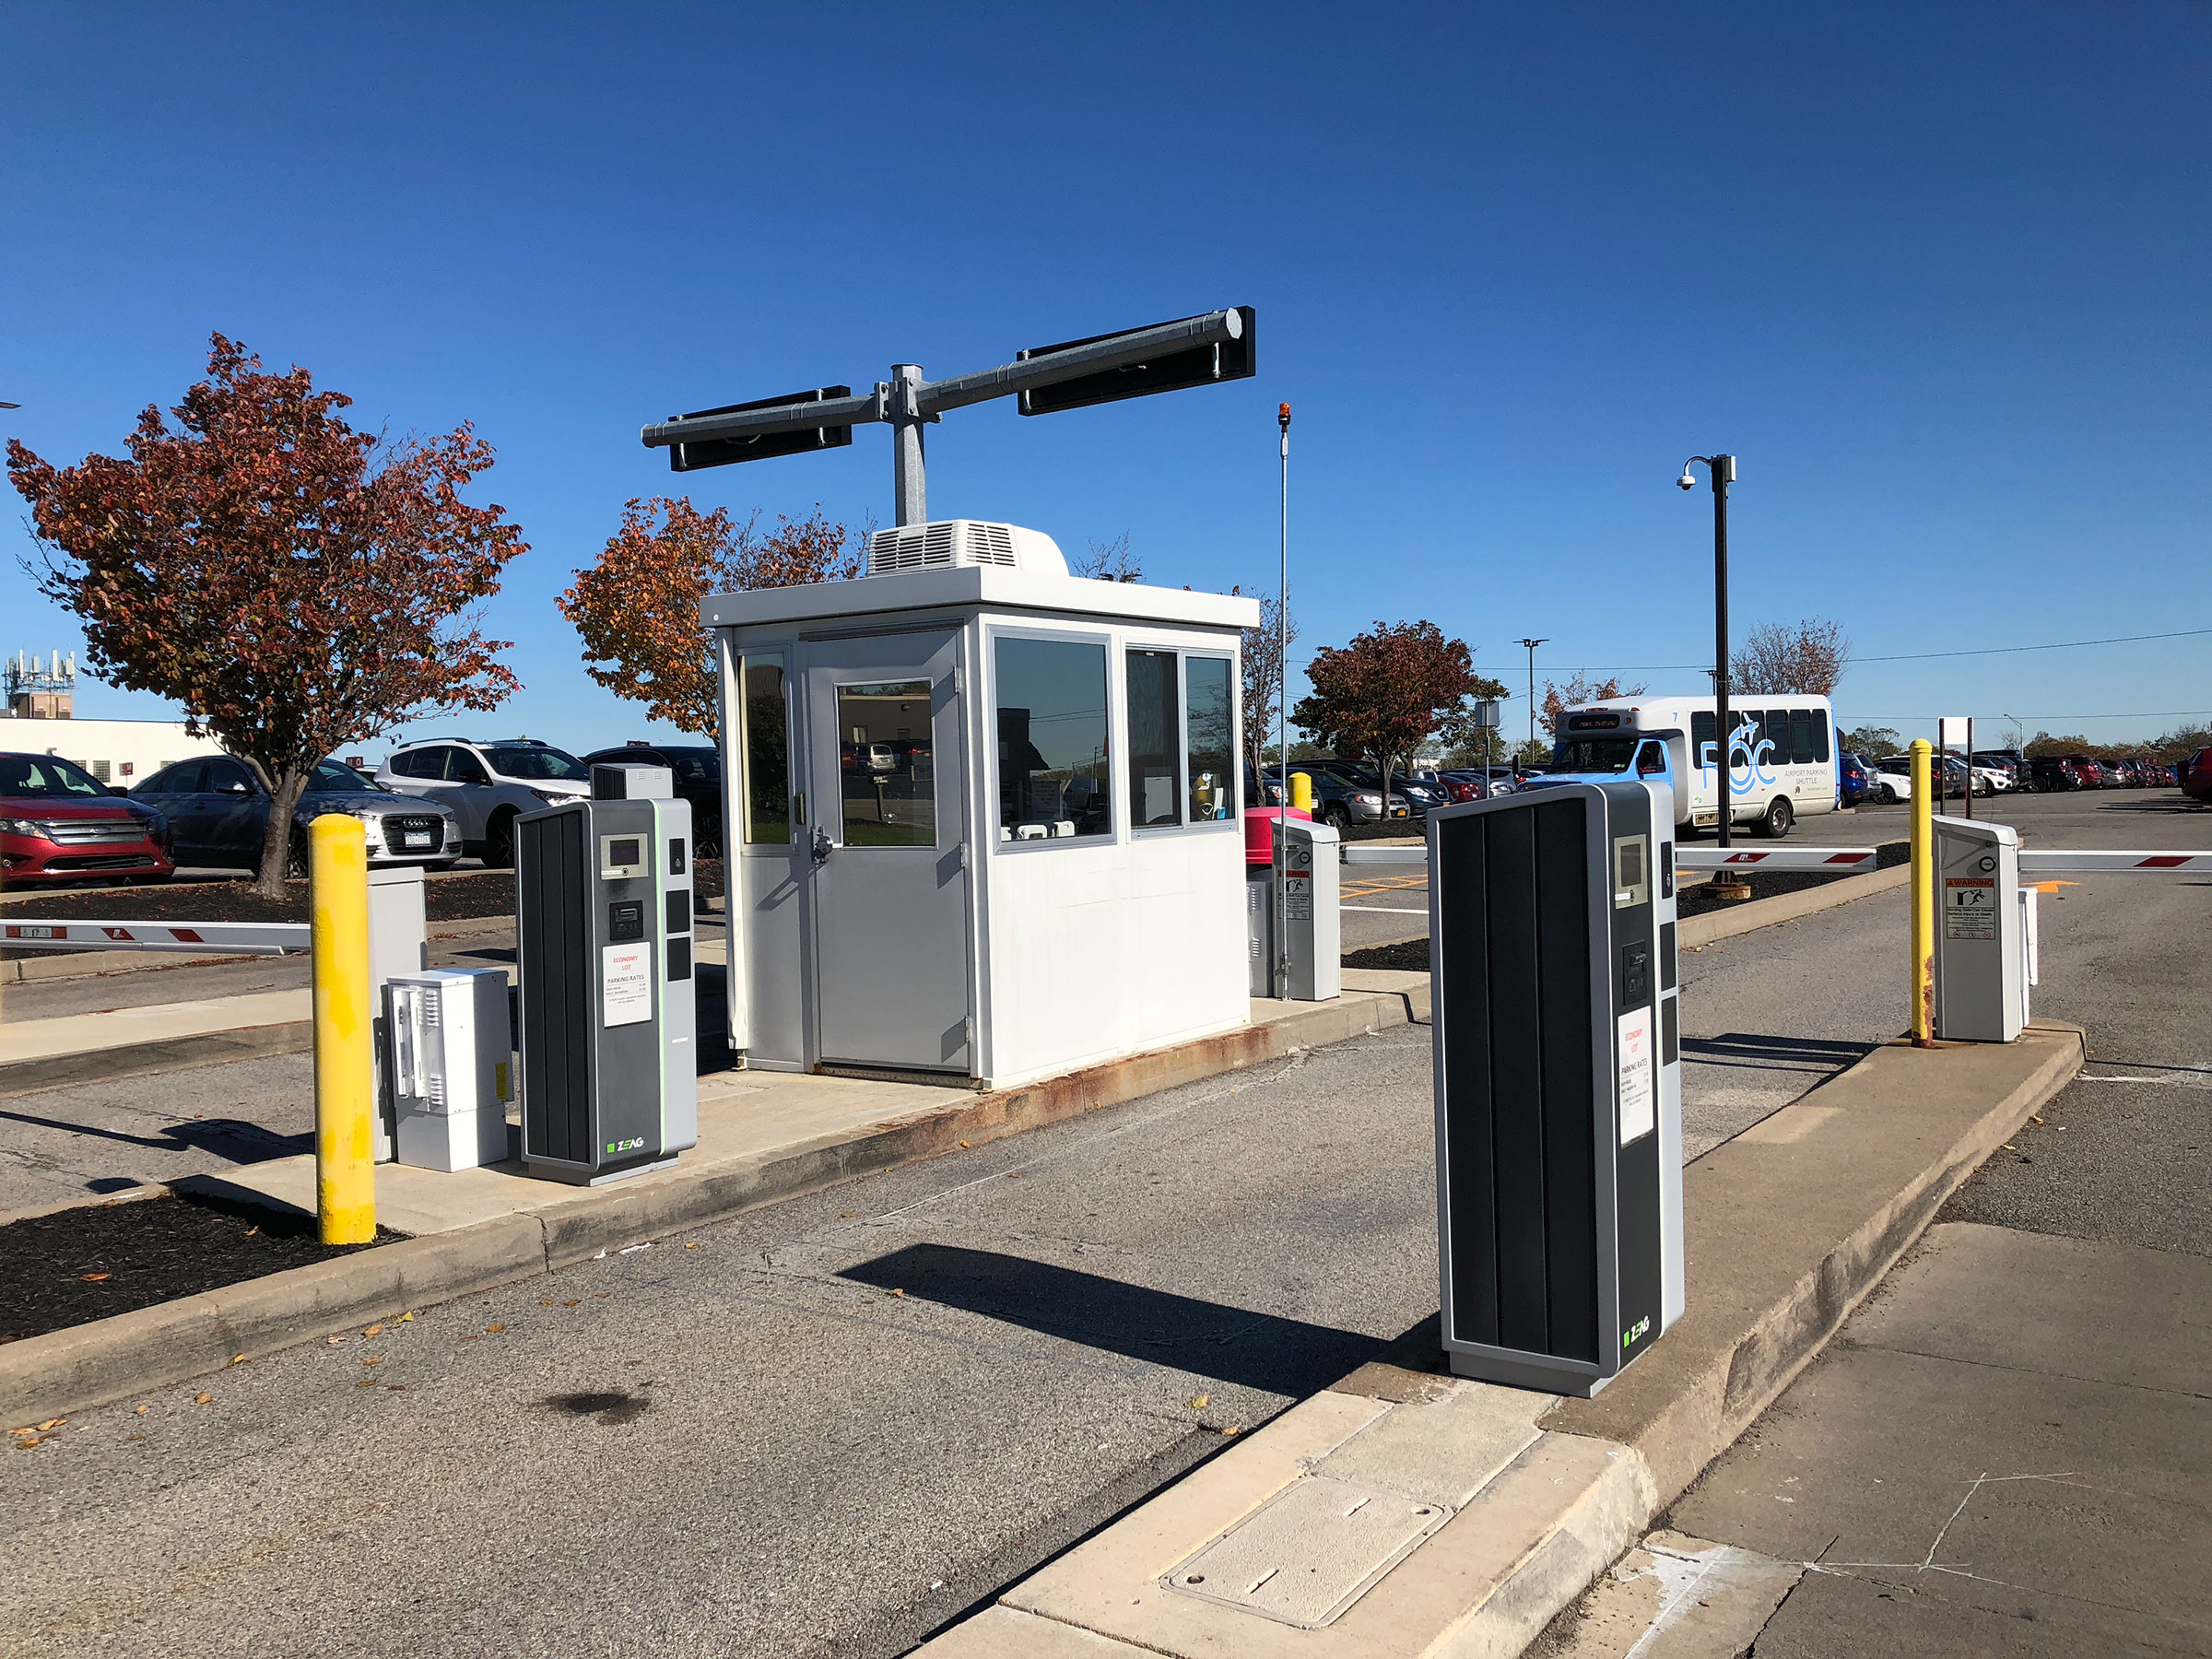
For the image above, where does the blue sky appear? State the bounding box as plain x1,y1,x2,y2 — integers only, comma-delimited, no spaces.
4,3,2207,756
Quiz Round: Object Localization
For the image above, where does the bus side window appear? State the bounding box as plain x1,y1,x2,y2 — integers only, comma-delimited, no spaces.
1637,741,1666,777
1691,711,1716,766
1812,713,1831,764
1765,711,1790,759
1791,709,1815,764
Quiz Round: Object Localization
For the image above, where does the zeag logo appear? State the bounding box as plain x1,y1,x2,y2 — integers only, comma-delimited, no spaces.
605,1135,646,1155
1620,1314,1652,1349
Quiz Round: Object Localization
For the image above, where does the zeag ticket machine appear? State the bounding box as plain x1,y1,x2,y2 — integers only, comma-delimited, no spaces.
1429,779,1684,1396
516,764,699,1184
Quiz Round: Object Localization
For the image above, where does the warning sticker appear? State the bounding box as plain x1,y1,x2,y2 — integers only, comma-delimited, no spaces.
1618,1006,1655,1146
1945,877,1997,940
1284,874,1312,922
602,943,653,1027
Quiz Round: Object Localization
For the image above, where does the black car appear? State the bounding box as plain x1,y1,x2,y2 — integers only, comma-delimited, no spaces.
578,745,724,855
134,756,462,873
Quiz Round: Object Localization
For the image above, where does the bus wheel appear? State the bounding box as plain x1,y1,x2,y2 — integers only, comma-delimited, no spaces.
1759,797,1794,839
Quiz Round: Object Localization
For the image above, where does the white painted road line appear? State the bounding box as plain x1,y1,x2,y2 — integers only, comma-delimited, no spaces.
1346,905,1430,915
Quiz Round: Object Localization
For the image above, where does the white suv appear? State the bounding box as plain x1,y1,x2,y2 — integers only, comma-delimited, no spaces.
377,737,592,867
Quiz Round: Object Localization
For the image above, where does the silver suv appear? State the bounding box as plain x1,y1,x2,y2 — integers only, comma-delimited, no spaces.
377,737,592,867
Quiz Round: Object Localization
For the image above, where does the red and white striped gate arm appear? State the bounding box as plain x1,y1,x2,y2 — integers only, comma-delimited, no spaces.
1341,844,1881,874
2016,851,2212,875
1673,847,1879,874
0,920,312,955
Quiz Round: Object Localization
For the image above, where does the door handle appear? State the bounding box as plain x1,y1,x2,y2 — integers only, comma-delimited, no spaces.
811,826,835,862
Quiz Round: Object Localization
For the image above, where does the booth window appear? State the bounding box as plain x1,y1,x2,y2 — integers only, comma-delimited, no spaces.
1126,650,1182,828
739,653,791,846
1184,656,1234,821
995,636,1111,841
837,681,936,846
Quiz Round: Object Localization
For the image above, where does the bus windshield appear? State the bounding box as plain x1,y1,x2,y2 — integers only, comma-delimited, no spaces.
1552,737,1641,774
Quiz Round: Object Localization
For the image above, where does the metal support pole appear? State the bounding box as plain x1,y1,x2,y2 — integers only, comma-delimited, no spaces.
1712,458,1734,849
312,814,376,1244
1909,738,1936,1046
1516,638,1547,764
1965,716,1974,821
889,363,926,528
1275,403,1291,1000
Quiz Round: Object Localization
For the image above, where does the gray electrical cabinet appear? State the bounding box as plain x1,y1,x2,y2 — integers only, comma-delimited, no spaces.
1934,814,2028,1042
1429,780,1683,1396
1245,818,1343,1001
516,765,699,1184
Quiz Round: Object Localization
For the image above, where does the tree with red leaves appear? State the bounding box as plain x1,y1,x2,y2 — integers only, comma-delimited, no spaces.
1292,619,1477,820
6,335,528,896
558,499,860,735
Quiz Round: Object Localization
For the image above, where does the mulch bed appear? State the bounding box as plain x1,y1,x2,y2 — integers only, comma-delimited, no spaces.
1344,937,1430,972
0,859,726,926
0,1189,400,1347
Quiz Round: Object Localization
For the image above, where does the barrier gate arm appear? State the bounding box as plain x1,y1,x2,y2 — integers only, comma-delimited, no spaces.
1342,845,1882,874
2017,851,2212,874
0,920,311,955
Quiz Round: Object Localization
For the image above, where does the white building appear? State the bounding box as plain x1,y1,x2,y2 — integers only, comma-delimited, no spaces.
703,520,1261,1091
0,715,199,786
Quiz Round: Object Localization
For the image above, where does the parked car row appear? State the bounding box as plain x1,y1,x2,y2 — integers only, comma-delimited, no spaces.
0,735,728,888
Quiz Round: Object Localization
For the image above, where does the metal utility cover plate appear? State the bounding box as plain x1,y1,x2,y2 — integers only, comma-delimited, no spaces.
1162,1476,1453,1629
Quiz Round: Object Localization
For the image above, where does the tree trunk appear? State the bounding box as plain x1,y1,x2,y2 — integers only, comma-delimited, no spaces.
253,766,314,899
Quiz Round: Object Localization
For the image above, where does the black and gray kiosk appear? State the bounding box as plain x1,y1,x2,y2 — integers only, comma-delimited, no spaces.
516,763,700,1184
1429,780,1684,1396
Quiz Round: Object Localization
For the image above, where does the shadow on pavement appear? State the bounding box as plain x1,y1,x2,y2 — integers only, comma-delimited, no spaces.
839,1242,1386,1396
0,1104,310,1163
1680,1032,1883,1073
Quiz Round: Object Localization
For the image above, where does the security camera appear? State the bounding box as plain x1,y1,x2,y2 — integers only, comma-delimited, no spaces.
1677,470,1697,490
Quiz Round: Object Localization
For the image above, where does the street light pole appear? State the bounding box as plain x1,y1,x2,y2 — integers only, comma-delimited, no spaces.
1678,455,1736,847
1516,637,1547,765
1276,402,1292,1001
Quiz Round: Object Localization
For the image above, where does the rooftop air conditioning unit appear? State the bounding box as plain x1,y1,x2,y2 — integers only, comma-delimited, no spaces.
865,520,1069,579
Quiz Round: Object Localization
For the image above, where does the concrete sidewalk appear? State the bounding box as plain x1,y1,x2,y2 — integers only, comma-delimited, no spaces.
0,970,1430,1423
912,1024,2086,1659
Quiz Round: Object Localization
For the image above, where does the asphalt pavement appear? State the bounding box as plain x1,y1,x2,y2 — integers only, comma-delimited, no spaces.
4,788,2202,1659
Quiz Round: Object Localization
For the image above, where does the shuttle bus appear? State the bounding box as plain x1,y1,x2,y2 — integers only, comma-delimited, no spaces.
1528,694,1839,838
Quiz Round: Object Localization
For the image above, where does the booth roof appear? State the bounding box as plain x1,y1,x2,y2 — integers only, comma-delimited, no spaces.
700,566,1261,631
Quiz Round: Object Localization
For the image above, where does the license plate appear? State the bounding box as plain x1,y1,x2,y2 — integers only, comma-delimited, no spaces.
404,834,432,849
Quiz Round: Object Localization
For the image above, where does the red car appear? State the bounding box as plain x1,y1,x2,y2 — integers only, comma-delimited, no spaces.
0,752,173,885
2183,747,2212,806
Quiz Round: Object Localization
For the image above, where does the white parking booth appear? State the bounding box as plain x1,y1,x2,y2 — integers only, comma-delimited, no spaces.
702,521,1263,1089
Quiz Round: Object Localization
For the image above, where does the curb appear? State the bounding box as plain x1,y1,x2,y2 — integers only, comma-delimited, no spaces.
910,1020,2087,1659
0,1020,314,1100
0,987,1424,1424
1679,861,1910,948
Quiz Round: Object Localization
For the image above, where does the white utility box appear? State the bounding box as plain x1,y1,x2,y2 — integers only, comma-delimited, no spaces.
387,969,512,1171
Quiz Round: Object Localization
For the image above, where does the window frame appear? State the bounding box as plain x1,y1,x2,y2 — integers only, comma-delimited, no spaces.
988,623,1116,854
735,648,795,853
1125,641,1240,840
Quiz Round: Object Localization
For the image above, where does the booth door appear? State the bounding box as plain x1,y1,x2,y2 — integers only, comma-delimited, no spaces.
801,632,973,1072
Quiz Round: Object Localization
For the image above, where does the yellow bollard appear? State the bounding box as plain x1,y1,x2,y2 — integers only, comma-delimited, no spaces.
1909,738,1935,1047
312,813,376,1244
1289,771,1313,812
